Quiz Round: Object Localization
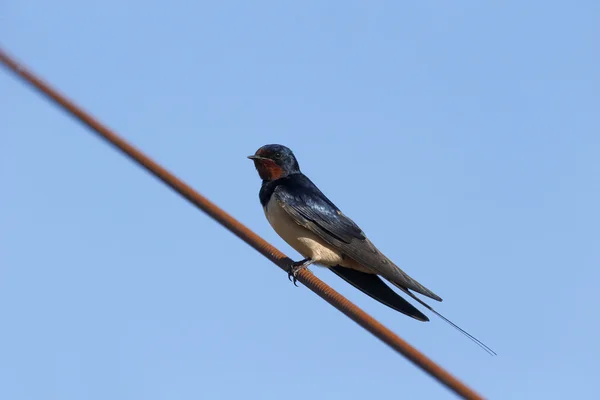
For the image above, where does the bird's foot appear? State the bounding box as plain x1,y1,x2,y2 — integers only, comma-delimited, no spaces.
288,258,315,286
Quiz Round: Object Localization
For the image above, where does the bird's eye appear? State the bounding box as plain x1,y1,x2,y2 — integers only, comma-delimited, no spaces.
274,152,282,159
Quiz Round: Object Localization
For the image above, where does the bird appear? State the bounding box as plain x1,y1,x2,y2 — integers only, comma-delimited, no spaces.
248,144,495,355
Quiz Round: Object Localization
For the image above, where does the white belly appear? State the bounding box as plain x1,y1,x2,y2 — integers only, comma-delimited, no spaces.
264,196,344,266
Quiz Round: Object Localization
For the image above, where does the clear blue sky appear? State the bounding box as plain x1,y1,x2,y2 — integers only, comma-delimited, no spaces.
1,1,599,399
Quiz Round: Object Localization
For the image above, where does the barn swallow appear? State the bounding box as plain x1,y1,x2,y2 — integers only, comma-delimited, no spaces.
249,144,495,355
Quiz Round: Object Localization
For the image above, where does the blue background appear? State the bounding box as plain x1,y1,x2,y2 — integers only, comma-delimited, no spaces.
2,1,599,399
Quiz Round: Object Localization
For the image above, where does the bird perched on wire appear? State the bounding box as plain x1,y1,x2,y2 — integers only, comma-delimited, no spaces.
248,144,495,355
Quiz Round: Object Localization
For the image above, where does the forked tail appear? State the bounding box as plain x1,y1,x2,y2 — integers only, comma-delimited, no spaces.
390,282,497,356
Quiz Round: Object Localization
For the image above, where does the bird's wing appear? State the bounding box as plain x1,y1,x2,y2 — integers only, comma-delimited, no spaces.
330,267,428,321
273,176,442,301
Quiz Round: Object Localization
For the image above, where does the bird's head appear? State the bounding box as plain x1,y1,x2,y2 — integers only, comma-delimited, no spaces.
248,144,300,181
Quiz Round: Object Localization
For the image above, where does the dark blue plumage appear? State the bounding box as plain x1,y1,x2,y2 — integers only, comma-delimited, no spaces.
260,173,365,243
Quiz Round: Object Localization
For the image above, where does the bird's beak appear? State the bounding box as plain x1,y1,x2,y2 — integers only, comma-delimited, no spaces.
247,155,265,161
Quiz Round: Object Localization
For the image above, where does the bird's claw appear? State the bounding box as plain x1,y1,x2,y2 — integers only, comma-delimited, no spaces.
287,258,313,287
287,264,302,287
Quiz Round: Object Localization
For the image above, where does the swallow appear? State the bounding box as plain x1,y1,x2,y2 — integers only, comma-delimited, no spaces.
249,144,495,355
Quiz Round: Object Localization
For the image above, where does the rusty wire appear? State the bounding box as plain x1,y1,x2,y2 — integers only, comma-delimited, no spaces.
1,48,486,400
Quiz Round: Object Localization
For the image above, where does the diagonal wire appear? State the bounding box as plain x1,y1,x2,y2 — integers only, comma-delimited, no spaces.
0,48,485,400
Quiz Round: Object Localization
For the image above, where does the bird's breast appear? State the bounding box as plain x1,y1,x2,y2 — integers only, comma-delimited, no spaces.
264,196,344,266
